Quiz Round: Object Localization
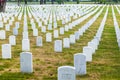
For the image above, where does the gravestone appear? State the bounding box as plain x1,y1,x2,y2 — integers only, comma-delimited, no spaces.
4,18,7,23
20,52,33,73
2,44,11,59
60,27,64,35
41,26,46,33
54,40,62,52
48,24,52,30
22,39,30,51
33,29,38,36
46,33,52,42
65,25,69,31
83,46,93,62
31,23,36,29
9,35,16,45
5,24,10,31
63,38,70,48
13,28,18,36
36,36,42,47
88,42,97,53
0,22,3,28
58,66,76,80
0,30,6,39
70,34,76,44
38,21,42,27
74,53,86,75
54,30,59,38
54,22,57,28
9,20,13,26
23,31,28,39
15,22,20,29
75,31,80,40
62,20,65,25
69,24,73,29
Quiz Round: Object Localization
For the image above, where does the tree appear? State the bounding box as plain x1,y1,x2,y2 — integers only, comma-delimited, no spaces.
51,0,54,4
76,0,79,4
57,0,64,4
24,0,27,4
18,0,21,6
40,0,43,4
44,0,46,4
0,0,6,12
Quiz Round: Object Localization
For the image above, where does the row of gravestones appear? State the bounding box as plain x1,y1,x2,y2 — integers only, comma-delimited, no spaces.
46,6,100,43
0,6,97,57
57,5,108,80
54,6,104,52
29,6,96,37
1,10,35,73
19,5,102,74
115,5,120,14
14,5,98,51
2,4,103,59
83,6,108,62
0,4,95,35
0,5,108,79
40,6,94,31
112,6,120,48
0,5,101,58
28,5,94,30
20,5,97,42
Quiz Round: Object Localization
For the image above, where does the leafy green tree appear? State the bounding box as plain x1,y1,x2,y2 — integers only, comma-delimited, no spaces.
76,0,79,4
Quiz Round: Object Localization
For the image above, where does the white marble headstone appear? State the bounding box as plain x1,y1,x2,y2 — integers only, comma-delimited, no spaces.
54,40,62,52
15,22,20,29
83,46,93,62
20,52,33,73
60,27,64,35
54,22,57,28
54,30,59,38
2,44,11,59
46,33,52,42
5,24,10,31
41,26,46,33
13,28,18,36
33,29,38,36
48,24,52,30
9,35,16,45
0,30,6,39
64,25,69,31
22,39,30,51
36,36,42,47
23,31,28,39
75,31,80,40
38,21,42,27
74,53,86,75
0,22,3,28
63,38,70,48
58,66,76,80
70,34,76,44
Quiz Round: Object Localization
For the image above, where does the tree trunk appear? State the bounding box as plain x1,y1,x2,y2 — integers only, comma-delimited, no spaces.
0,0,6,12
51,0,54,4
18,0,20,6
40,0,43,4
25,0,27,5
44,0,46,4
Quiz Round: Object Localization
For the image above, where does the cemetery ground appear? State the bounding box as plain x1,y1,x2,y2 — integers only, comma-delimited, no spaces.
0,4,120,80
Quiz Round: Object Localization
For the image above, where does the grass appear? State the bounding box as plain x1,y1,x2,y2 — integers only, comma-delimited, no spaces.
0,4,120,80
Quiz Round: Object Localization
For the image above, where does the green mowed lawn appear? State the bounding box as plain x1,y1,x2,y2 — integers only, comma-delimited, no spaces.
0,5,120,80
